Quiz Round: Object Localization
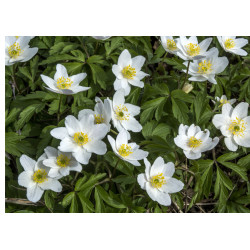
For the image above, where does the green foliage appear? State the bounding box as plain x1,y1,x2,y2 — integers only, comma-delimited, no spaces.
5,36,250,213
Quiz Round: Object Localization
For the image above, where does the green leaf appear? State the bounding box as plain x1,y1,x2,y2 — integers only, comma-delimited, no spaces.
44,190,55,211
216,167,233,190
217,152,239,162
62,192,74,207
77,191,94,212
237,154,250,170
171,89,193,103
171,97,189,123
70,193,79,213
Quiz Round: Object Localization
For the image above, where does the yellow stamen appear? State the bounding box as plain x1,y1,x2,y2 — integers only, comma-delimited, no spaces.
228,117,246,137
224,39,235,49
74,132,89,146
185,43,200,57
8,42,22,59
56,154,70,168
94,114,104,124
198,60,212,74
122,65,136,79
56,76,73,89
219,99,229,107
188,136,202,148
167,39,177,51
114,105,130,121
118,144,132,157
150,173,166,188
33,169,48,183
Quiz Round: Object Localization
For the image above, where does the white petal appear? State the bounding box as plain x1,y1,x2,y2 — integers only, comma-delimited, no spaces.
212,114,230,129
199,38,212,53
127,149,148,161
137,174,147,190
118,49,132,68
234,38,248,48
88,124,109,141
50,127,68,140
224,137,238,151
222,103,233,117
73,148,92,165
161,178,184,194
107,135,118,154
43,159,58,168
178,124,189,136
128,78,144,88
187,124,200,137
84,140,107,155
69,73,87,86
65,115,82,136
231,102,249,120
48,168,60,178
125,103,140,116
174,135,189,150
144,158,151,180
27,185,44,203
113,78,122,91
44,146,58,158
18,171,34,188
150,157,165,177
20,48,38,62
122,117,142,132
54,64,68,80
39,179,62,192
131,56,146,71
116,129,128,148
136,71,149,80
231,48,247,56
234,133,250,148
112,65,123,79
71,86,90,94
183,150,201,160
113,88,125,106
146,183,171,206
59,137,78,152
162,162,175,178
20,155,36,171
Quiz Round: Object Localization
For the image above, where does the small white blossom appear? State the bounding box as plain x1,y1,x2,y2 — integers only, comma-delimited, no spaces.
50,113,108,165
183,47,229,84
176,36,212,61
212,102,250,151
160,36,180,55
137,157,184,206
109,89,142,133
108,129,148,166
217,36,248,56
43,146,82,178
112,49,149,96
174,124,219,160
92,36,111,40
78,97,112,130
212,95,236,107
41,64,90,95
18,154,62,203
5,36,38,66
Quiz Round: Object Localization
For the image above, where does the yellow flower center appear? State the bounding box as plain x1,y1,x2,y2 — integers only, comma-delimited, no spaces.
73,132,89,146
224,38,235,49
185,43,200,57
8,42,22,59
94,114,104,124
198,60,212,74
219,99,229,107
188,136,202,148
33,169,48,183
15,36,19,39
228,117,246,137
167,39,177,51
114,105,130,121
56,154,70,168
122,65,136,79
118,144,133,157
56,76,73,89
150,173,166,188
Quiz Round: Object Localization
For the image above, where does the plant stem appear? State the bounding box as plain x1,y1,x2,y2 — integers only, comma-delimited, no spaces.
182,60,190,88
11,64,20,94
112,158,120,178
185,157,188,213
57,95,62,124
110,129,118,135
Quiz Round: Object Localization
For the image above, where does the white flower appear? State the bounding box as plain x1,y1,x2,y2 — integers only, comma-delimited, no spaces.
217,36,248,56
160,36,180,55
176,36,212,61
174,124,219,160
213,95,236,107
183,47,229,84
41,64,90,95
109,89,142,133
43,146,82,178
137,157,184,206
112,49,149,96
5,36,38,66
50,113,108,165
107,129,148,166
212,102,250,151
18,154,62,203
92,36,111,40
78,97,112,130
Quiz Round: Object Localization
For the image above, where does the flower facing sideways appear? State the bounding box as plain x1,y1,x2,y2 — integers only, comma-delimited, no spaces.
183,47,229,84
174,124,219,160
109,89,142,133
41,64,90,95
176,36,212,61
217,36,248,56
213,95,236,107
212,102,250,151
78,97,112,130
50,113,108,165
5,36,38,66
112,49,149,96
160,36,179,55
108,129,148,166
43,146,82,178
137,157,184,206
18,154,62,203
